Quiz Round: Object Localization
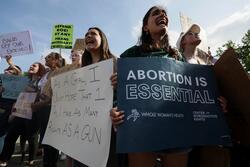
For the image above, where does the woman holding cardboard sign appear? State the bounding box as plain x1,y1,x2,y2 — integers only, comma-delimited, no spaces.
67,27,121,167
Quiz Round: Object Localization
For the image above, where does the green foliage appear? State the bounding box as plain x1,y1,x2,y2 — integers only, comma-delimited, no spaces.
238,30,250,71
216,30,250,72
22,71,29,76
216,40,239,57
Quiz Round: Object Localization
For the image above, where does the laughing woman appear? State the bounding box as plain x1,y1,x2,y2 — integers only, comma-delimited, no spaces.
110,6,189,167
68,27,118,167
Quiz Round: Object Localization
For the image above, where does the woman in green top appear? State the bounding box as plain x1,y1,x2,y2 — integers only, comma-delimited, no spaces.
110,6,188,167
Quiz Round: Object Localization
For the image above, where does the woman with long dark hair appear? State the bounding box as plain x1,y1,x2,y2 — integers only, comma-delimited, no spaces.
67,27,117,167
110,6,188,167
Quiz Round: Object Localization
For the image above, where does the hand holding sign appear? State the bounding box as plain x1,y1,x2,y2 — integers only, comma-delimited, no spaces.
110,107,124,127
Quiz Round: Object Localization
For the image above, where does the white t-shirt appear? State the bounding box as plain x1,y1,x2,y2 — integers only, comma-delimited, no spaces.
186,57,199,64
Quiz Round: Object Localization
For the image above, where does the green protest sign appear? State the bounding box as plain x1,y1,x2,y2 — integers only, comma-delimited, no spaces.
51,24,73,49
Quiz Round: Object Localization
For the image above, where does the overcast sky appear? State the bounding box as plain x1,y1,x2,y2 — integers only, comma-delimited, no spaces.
1,0,250,72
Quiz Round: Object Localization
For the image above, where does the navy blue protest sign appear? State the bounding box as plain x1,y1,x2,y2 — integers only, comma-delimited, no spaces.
116,57,231,153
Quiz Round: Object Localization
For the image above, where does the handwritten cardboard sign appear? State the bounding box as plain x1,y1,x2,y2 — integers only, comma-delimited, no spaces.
42,59,113,167
0,31,33,57
13,92,37,119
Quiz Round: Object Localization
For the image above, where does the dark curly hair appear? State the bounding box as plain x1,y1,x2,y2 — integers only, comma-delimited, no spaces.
28,62,46,79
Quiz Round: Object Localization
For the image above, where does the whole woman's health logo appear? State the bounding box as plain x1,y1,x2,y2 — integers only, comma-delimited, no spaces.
127,109,140,122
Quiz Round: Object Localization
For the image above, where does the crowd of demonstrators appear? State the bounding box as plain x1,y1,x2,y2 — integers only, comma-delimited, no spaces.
110,5,250,167
0,5,249,167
